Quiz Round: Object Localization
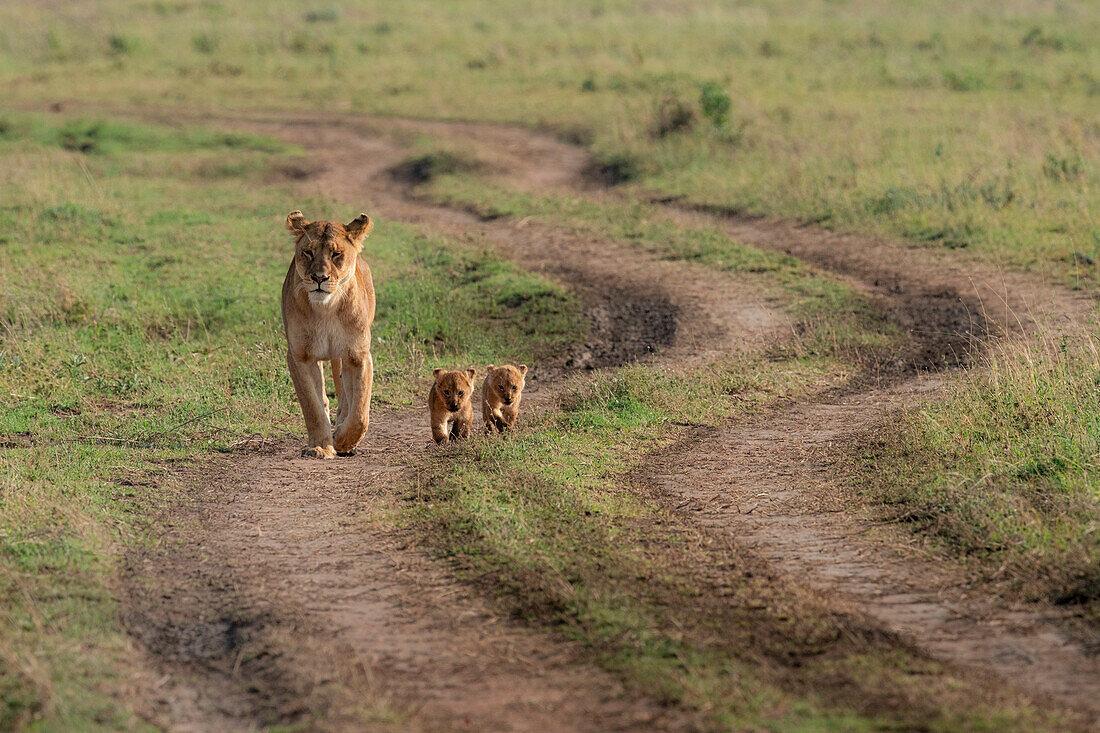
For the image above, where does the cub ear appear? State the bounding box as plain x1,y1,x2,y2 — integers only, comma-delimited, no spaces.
345,213,373,247
465,368,477,380
518,364,528,376
286,210,309,233
432,368,443,378
485,364,495,374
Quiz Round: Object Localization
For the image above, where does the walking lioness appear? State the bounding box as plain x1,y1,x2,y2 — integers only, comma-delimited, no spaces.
281,210,375,458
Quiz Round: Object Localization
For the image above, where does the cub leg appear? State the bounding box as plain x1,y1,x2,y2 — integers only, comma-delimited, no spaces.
288,353,335,459
333,354,372,455
433,418,451,444
453,416,472,440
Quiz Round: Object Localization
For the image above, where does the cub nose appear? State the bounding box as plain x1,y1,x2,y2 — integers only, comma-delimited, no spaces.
311,273,330,284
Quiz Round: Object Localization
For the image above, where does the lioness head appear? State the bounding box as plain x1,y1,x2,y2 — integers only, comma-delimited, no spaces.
486,364,527,406
286,210,373,305
432,368,477,412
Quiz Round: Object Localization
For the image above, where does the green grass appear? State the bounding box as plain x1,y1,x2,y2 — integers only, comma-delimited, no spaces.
862,334,1100,619
413,361,1058,730
1,0,1096,275
0,113,585,729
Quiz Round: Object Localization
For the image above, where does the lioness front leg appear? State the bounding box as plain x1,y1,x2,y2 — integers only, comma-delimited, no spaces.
333,354,372,455
288,353,335,459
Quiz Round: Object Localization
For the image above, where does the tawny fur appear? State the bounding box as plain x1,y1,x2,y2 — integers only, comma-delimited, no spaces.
481,364,527,433
428,368,477,444
281,210,375,459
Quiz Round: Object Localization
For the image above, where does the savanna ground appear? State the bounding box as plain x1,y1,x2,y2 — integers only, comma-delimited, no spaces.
1,1,1099,730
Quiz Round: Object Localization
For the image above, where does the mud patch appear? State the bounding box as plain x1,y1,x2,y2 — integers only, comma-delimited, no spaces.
566,274,678,369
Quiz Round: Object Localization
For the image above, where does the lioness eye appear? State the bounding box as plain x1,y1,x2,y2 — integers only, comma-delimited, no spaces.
302,250,313,259
333,252,343,261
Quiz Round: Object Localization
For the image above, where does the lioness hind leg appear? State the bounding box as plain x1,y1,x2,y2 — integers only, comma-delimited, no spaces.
331,358,346,430
288,353,335,458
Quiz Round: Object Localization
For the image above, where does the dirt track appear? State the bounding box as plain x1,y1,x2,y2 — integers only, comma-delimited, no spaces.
113,110,1100,730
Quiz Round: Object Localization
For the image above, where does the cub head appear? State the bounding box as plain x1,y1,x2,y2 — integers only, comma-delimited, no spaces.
286,210,373,305
432,368,477,412
485,364,527,406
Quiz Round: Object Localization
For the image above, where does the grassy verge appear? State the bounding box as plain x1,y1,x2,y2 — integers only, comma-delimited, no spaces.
861,334,1100,624
1,0,1096,275
0,113,585,729
411,360,1061,730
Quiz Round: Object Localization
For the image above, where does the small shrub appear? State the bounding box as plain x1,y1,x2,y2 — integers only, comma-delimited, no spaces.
191,32,216,54
698,82,731,128
108,34,137,55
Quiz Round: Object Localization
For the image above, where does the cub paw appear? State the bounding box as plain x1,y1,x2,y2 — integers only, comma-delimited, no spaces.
336,448,357,457
301,445,336,459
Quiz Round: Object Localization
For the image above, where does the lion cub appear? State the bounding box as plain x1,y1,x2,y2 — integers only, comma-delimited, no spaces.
482,364,527,433
428,368,477,443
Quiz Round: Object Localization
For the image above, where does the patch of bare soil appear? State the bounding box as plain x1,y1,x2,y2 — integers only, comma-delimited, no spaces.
126,409,668,732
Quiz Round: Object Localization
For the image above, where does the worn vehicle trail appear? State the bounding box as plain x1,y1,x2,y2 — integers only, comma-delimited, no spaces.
113,108,1100,728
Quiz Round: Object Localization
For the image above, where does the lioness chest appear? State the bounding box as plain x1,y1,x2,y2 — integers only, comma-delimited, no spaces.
299,315,369,362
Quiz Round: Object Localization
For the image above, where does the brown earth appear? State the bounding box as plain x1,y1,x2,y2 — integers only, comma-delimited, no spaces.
51,106,1095,728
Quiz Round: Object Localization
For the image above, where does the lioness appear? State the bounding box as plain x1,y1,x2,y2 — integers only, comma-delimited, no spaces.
481,364,527,433
428,368,477,444
282,210,375,458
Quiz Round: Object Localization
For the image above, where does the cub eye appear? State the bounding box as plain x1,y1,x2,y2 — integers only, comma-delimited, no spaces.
457,390,464,397
511,386,517,391
444,390,450,396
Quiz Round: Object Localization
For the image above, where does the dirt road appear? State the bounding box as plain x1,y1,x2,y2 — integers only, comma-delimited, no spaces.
115,109,1099,730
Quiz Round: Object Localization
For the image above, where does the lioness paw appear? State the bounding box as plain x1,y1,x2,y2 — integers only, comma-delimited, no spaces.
301,445,337,459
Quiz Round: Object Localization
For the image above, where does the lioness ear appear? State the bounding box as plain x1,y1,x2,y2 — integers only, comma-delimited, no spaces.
432,368,443,378
519,364,528,376
346,213,373,247
286,210,309,234
465,368,477,380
